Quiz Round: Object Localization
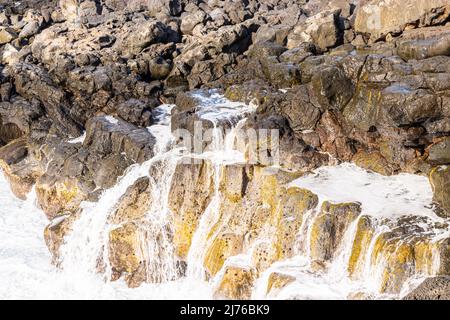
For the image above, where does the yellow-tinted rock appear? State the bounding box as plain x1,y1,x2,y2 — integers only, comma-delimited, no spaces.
124,263,147,288
310,201,361,262
436,238,450,276
380,241,415,294
257,167,282,209
213,266,256,300
109,177,151,224
310,259,327,272
36,177,87,219
0,161,34,199
414,240,436,276
44,213,78,264
348,215,375,277
370,233,415,294
168,158,214,260
274,187,318,260
204,232,243,276
248,205,272,242
266,272,296,294
203,165,300,273
251,241,276,273
108,222,143,276
353,150,394,176
370,233,389,266
219,164,251,203
429,166,450,218
363,216,449,294
223,166,292,234
0,27,17,45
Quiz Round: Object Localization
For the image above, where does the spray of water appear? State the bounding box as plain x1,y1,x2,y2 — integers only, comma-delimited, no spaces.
0,91,448,299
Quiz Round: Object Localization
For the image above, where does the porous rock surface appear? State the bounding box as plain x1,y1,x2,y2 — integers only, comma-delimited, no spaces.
0,0,449,297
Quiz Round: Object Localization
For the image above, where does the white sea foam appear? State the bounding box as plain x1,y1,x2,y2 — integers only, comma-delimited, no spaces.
191,89,256,124
68,131,86,144
289,163,439,220
105,115,119,125
0,91,445,300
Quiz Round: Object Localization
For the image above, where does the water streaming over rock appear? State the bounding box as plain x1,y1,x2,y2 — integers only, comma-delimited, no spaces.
0,90,448,299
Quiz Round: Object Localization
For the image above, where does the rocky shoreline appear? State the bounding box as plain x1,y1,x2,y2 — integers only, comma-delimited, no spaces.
0,0,449,299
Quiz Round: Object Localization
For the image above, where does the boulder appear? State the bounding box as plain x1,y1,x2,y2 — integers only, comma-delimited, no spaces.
168,157,214,260
180,10,206,35
429,165,450,218
254,24,292,46
204,232,244,276
397,28,450,61
36,176,87,219
0,27,17,44
0,43,19,65
0,98,43,141
109,177,152,225
44,214,78,263
108,222,146,287
310,65,354,111
287,10,342,51
59,0,79,23
279,43,316,65
310,201,361,261
121,20,169,57
213,266,256,300
278,85,321,133
116,99,154,127
344,82,440,131
355,0,450,41
263,61,301,88
0,138,41,199
273,187,319,261
266,272,296,295
83,116,155,166
352,150,394,176
12,63,82,137
427,137,450,166
32,115,156,219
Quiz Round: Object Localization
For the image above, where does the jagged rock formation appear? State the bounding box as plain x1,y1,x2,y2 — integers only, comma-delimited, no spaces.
0,0,449,299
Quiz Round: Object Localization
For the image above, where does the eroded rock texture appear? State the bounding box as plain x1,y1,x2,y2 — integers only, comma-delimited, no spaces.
0,0,449,298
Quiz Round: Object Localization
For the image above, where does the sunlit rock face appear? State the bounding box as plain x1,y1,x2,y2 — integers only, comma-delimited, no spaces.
59,0,79,24
0,0,450,300
1,89,448,299
80,152,449,297
429,166,450,218
0,138,41,199
169,158,215,260
214,265,256,300
354,0,450,42
310,202,361,262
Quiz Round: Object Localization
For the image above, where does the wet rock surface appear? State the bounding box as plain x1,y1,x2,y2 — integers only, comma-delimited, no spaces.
403,276,450,300
0,0,449,297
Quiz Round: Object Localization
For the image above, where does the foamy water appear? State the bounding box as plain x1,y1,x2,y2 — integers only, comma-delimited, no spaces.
0,172,212,299
289,163,439,219
0,91,444,300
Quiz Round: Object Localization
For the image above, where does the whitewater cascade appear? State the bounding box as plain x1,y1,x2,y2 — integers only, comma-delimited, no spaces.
0,90,448,299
